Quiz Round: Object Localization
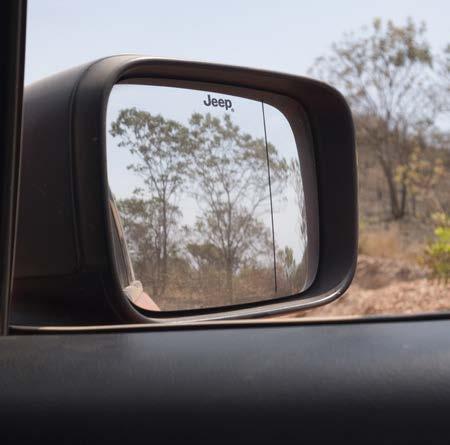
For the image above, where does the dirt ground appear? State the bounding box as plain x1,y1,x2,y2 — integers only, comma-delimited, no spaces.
297,255,450,318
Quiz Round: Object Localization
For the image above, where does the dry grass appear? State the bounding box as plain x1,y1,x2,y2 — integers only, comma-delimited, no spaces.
359,225,401,257
359,223,423,264
296,254,450,318
300,279,450,317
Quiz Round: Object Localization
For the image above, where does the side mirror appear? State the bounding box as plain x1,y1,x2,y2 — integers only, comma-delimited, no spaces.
13,56,357,325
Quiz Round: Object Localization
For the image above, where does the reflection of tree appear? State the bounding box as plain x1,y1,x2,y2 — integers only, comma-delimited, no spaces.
290,158,307,250
266,160,307,297
117,197,181,300
111,110,290,305
187,242,223,270
110,109,191,297
277,246,306,296
187,208,273,302
188,113,288,301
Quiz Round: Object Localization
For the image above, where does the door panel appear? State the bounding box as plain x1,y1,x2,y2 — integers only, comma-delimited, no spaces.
2,320,450,443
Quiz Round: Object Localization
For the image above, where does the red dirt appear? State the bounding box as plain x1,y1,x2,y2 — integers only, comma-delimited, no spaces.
298,255,450,317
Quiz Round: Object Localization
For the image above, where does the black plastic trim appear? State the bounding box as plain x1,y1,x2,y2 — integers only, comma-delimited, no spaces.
0,0,27,335
13,56,357,324
3,318,450,444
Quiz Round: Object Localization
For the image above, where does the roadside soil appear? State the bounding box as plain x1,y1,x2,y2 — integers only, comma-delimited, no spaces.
297,255,450,317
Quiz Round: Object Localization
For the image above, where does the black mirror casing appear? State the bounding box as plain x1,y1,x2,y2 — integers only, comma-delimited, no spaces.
12,55,357,325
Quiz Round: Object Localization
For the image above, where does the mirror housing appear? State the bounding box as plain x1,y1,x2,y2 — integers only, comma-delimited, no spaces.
12,56,357,325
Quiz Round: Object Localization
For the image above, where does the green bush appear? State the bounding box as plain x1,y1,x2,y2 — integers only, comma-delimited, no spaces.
424,213,450,282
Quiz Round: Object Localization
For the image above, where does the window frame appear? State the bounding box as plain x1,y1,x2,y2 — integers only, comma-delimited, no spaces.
0,0,27,335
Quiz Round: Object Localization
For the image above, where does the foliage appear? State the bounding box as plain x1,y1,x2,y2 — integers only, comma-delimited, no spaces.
187,113,288,301
394,143,446,218
310,18,448,220
117,197,181,299
111,111,290,303
111,109,192,297
289,159,307,244
277,246,306,296
424,213,450,282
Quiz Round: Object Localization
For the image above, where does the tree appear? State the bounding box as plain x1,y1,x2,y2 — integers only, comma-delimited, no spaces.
282,158,308,291
310,18,446,220
111,109,290,303
110,109,191,297
186,242,224,271
187,113,288,301
277,246,307,296
395,139,446,218
188,208,273,301
289,158,307,249
441,44,450,101
423,212,450,282
117,197,181,301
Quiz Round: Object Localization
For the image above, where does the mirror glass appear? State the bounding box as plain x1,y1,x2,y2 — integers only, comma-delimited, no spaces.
107,83,312,311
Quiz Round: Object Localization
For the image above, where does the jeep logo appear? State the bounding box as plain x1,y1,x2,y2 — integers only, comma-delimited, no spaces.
203,94,234,111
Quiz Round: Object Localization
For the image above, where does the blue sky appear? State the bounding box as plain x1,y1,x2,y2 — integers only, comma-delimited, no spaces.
25,0,449,84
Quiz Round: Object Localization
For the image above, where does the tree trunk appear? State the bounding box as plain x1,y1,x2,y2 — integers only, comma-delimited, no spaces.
161,198,168,296
225,260,233,304
225,197,233,303
379,156,405,220
399,181,408,218
411,194,417,218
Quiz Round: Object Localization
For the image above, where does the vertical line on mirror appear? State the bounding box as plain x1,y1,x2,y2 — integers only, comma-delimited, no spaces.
261,102,278,295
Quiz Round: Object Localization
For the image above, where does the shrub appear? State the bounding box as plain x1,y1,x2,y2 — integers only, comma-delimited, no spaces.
424,213,450,282
359,224,403,259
